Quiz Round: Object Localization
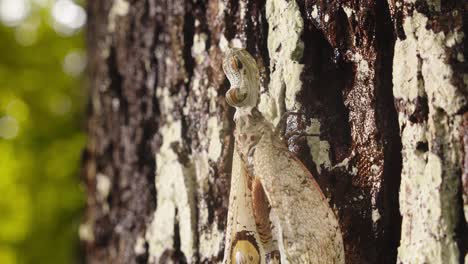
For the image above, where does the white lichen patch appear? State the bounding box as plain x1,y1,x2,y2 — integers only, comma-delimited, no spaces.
370,165,380,175
395,11,465,263
96,173,111,200
342,6,354,18
193,153,224,258
393,11,465,115
190,80,223,162
199,220,225,259
208,87,218,113
194,153,211,201
207,116,223,161
372,209,381,223
393,37,424,100
192,33,208,64
156,87,176,122
283,62,305,111
260,0,304,125
398,151,459,263
239,0,247,21
217,0,225,18
95,173,111,213
134,235,147,255
108,0,130,33
219,35,229,52
356,56,370,79
310,5,318,19
349,52,372,84
79,222,94,242
306,119,332,173
230,38,243,49
146,121,197,263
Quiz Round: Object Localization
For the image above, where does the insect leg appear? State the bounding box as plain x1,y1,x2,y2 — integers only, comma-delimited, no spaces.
274,111,307,136
283,131,320,141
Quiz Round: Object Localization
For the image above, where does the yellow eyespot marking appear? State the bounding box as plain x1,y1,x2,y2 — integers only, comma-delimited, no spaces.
232,240,260,264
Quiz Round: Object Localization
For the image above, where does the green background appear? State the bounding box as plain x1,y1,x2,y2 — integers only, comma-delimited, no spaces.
0,0,86,263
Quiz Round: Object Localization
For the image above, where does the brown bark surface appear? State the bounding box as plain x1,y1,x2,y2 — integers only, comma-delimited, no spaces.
82,0,466,263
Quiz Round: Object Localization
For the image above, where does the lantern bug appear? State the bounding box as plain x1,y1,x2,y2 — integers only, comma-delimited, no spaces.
222,48,345,264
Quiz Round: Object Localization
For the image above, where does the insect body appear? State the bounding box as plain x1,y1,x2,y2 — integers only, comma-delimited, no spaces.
222,48,345,264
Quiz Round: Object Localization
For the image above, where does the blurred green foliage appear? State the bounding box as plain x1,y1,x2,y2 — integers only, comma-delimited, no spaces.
0,0,86,263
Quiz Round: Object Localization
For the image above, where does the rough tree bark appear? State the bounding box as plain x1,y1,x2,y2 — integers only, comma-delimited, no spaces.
81,0,467,263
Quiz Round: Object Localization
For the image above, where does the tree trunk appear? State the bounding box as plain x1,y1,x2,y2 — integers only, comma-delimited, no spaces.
81,0,467,263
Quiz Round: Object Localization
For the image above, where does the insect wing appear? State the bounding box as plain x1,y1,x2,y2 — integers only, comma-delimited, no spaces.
252,136,345,264
223,148,265,264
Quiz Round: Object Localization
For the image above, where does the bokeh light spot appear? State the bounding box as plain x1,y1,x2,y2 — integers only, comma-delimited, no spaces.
63,50,87,77
0,116,19,139
0,0,30,26
51,0,86,35
6,98,29,123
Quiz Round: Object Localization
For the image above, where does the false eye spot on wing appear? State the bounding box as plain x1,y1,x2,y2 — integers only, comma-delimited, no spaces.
231,231,261,264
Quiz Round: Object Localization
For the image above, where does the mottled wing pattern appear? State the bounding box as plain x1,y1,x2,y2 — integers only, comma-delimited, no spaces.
252,135,345,264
